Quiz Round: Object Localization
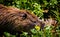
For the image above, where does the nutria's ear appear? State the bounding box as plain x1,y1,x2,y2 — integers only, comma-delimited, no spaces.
0,4,7,9
22,14,27,20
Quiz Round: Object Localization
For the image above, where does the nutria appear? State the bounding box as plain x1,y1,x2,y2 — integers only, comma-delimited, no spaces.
0,4,42,36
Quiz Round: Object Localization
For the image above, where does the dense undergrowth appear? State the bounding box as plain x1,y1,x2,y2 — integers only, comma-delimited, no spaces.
4,25,60,37
0,0,60,37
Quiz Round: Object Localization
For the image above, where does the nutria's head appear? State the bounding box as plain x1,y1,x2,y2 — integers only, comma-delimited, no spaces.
6,10,41,33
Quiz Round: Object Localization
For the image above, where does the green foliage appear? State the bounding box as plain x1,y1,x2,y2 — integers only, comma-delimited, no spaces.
4,32,16,37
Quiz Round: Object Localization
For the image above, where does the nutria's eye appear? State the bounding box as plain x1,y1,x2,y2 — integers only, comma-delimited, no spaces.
22,14,27,19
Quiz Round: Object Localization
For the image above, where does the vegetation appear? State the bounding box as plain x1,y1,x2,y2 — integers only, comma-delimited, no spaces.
0,0,60,37
3,25,60,37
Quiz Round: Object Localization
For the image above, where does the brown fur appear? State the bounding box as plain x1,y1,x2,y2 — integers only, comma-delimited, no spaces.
0,4,41,35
